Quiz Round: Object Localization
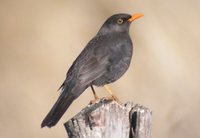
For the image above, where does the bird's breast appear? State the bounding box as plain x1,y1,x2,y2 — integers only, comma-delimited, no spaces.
92,33,133,86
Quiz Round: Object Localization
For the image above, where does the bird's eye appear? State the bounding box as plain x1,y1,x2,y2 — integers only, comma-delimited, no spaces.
117,18,124,24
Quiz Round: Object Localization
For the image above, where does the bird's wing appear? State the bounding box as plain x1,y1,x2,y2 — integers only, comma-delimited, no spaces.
77,53,109,85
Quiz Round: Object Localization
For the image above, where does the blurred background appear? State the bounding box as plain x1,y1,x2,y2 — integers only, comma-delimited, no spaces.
0,0,200,138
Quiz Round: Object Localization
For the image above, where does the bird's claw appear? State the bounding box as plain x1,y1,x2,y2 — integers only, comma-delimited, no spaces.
90,97,100,104
105,95,121,104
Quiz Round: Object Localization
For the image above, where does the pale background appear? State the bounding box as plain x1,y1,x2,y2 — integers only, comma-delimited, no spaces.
0,0,200,138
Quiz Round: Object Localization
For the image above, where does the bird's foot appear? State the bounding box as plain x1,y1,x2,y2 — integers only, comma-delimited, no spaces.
105,95,121,104
90,96,100,104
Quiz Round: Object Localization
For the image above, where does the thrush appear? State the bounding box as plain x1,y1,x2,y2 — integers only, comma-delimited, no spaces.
41,13,143,128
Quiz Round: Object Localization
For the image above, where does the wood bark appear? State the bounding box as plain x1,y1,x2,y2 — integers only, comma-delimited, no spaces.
64,99,152,138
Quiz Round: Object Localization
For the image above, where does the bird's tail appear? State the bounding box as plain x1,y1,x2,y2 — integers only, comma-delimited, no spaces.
41,89,76,128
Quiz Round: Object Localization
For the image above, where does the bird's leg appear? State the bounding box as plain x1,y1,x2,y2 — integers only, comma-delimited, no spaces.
91,85,99,100
104,85,120,103
90,85,99,104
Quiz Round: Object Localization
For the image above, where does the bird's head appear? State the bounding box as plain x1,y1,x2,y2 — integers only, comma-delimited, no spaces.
98,13,143,35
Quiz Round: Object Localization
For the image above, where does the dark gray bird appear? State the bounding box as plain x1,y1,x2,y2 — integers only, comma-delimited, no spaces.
41,13,143,128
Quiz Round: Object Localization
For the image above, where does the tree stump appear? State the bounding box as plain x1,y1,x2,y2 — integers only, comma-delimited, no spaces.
64,99,152,138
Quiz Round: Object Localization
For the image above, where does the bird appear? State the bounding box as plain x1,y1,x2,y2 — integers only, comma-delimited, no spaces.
41,13,143,128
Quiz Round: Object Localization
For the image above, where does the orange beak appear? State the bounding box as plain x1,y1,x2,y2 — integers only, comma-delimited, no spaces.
128,13,144,22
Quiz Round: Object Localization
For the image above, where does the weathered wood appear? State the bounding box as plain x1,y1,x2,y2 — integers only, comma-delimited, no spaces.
64,99,152,138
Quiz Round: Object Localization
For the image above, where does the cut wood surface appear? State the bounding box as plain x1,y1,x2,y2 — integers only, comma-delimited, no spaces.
64,99,152,138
